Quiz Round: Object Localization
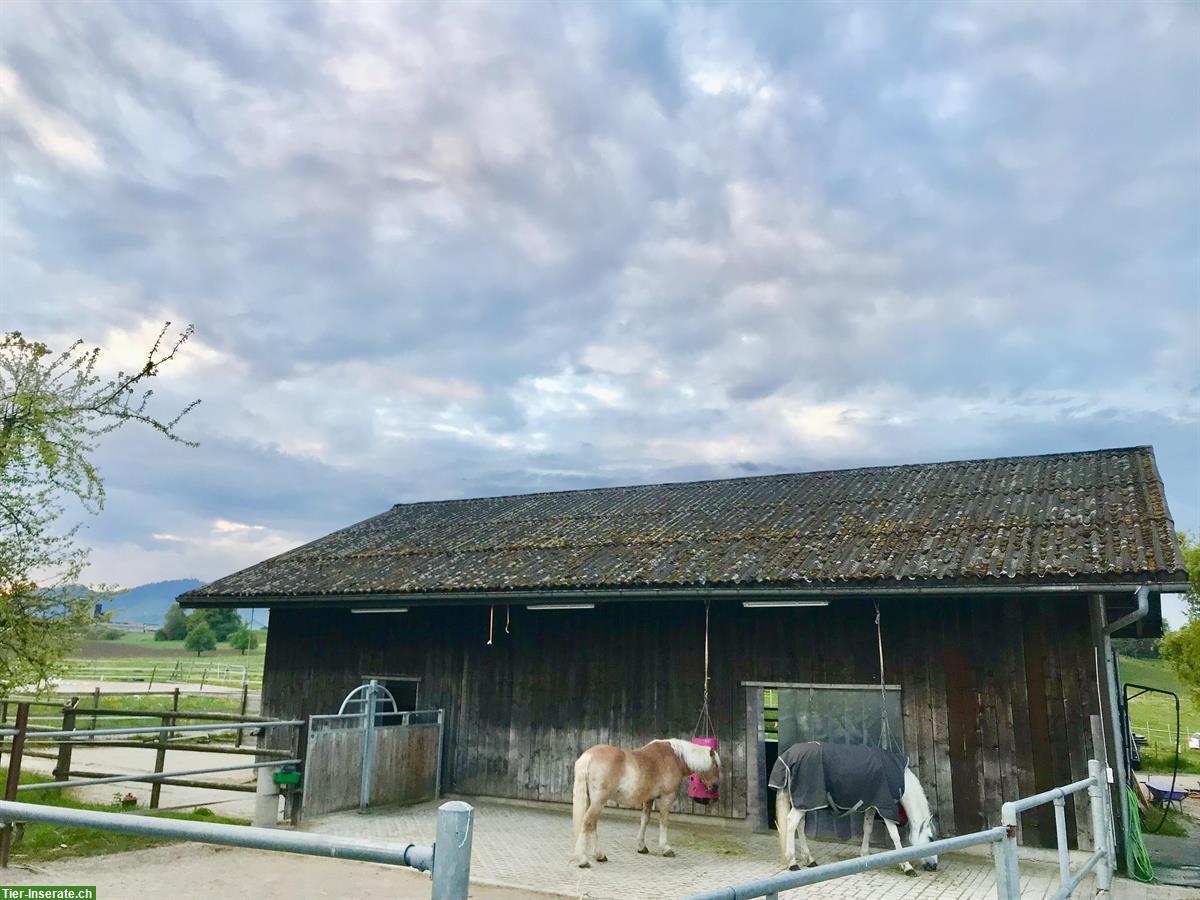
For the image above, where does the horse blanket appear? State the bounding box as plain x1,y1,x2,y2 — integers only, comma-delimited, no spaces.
768,741,908,822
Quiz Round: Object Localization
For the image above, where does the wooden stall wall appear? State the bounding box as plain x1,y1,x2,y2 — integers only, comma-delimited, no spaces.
261,594,1101,847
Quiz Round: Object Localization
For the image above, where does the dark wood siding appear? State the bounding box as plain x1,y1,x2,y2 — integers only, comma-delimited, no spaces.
261,594,1100,847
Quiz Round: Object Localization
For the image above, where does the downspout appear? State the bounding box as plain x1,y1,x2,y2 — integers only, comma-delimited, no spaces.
1102,584,1150,874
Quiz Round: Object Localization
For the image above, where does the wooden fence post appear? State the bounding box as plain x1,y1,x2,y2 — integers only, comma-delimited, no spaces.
288,717,309,827
149,713,172,810
53,699,79,780
91,687,100,732
236,684,249,748
0,702,30,868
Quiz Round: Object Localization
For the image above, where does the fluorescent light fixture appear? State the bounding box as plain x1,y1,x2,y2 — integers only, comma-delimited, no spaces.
741,600,829,609
350,607,409,614
527,603,595,611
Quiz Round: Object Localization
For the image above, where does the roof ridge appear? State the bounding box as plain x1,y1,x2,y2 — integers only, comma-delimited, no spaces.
390,445,1154,510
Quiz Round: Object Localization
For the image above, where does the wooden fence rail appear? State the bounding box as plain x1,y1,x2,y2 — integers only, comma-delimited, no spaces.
0,697,304,831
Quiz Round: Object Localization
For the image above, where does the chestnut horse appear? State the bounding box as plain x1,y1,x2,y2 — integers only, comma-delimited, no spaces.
571,739,721,867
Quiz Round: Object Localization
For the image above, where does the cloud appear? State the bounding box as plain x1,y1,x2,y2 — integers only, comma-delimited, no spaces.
2,0,1196,630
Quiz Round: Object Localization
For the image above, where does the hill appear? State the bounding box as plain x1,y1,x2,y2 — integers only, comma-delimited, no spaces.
102,579,205,625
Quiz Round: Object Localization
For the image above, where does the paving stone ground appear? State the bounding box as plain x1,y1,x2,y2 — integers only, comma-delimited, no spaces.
304,797,1194,899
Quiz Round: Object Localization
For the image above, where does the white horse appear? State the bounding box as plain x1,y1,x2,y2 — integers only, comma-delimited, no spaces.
771,742,938,876
571,738,721,867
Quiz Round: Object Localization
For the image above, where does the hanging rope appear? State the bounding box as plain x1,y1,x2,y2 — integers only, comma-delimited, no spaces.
875,600,897,752
692,599,715,737
505,605,510,634
486,606,494,646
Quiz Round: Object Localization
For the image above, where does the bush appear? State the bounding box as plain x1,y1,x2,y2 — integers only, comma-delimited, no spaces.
83,624,123,641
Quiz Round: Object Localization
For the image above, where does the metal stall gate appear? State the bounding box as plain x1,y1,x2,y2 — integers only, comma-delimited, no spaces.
301,681,443,820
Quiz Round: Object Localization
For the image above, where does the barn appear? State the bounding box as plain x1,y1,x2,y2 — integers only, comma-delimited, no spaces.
181,446,1187,852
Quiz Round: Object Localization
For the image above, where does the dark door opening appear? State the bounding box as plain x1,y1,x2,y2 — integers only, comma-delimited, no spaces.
750,683,903,842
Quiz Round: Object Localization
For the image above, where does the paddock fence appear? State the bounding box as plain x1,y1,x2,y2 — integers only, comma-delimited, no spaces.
0,798,475,900
687,759,1114,900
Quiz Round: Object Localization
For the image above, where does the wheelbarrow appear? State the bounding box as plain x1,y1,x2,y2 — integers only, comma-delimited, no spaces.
1146,782,1187,812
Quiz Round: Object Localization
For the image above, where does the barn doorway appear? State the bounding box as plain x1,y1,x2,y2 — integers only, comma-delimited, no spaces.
361,674,421,712
745,682,903,840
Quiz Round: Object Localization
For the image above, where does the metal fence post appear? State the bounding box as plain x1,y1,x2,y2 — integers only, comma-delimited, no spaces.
994,801,1022,900
1052,797,1070,885
1088,759,1113,892
435,709,444,799
431,800,473,900
254,766,280,828
358,680,378,812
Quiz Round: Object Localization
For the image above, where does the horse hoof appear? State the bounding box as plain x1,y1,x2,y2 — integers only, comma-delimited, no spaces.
596,855,607,863
662,849,676,858
807,861,818,868
788,865,801,872
578,861,591,869
637,847,649,854
904,868,918,877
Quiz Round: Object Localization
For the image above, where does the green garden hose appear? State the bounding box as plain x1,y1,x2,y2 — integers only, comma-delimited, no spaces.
1125,786,1155,883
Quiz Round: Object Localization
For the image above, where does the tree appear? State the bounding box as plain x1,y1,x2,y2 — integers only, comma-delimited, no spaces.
1178,532,1200,622
156,602,189,641
1160,620,1200,709
194,607,243,642
184,618,216,656
229,627,259,655
0,326,198,694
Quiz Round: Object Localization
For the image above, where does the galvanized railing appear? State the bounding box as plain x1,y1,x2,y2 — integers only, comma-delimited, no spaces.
0,799,475,900
997,759,1114,900
688,759,1114,900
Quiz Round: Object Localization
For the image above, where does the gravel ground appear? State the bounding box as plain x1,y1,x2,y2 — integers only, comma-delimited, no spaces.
0,844,544,900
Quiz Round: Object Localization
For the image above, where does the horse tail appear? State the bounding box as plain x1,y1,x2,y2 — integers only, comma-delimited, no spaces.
572,751,591,836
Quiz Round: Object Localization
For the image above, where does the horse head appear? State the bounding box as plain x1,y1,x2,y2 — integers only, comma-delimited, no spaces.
901,767,937,871
910,813,938,871
697,746,721,792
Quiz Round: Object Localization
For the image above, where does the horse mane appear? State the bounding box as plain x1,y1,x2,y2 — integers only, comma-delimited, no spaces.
901,767,932,832
665,739,719,773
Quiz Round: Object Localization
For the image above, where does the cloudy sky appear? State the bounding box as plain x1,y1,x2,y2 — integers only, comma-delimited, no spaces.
3,1,1197,623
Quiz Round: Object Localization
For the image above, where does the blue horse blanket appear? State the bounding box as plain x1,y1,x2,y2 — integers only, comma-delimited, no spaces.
768,741,908,822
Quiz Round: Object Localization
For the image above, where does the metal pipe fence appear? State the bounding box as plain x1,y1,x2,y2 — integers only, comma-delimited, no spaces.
688,828,1010,900
15,758,301,793
687,759,1114,900
19,719,302,740
0,698,307,834
0,799,476,899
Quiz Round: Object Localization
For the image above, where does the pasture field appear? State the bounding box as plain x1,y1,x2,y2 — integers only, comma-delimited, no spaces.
0,768,247,863
64,630,268,689
1119,655,1200,774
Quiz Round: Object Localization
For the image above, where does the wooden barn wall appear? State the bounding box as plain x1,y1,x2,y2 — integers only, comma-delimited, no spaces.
261,594,1101,848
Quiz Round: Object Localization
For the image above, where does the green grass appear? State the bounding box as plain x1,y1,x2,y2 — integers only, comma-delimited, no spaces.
60,692,247,734
1142,807,1192,838
64,642,266,688
1118,655,1200,775
0,769,248,863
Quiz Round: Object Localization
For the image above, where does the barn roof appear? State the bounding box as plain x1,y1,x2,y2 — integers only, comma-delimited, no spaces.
182,446,1187,605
